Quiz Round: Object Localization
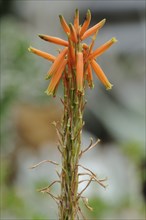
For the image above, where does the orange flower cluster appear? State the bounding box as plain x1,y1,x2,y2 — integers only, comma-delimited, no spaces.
28,9,117,95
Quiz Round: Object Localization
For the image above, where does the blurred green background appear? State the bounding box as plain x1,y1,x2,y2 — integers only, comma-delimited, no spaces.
0,0,145,219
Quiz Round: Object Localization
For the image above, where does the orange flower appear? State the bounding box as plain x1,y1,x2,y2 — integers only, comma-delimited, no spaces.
81,19,106,40
39,35,68,46
74,9,79,31
76,51,84,92
80,9,91,37
69,23,78,43
28,47,56,62
87,63,94,88
45,59,67,95
68,36,75,65
46,47,68,79
88,38,117,60
91,60,113,90
59,15,70,34
29,9,117,95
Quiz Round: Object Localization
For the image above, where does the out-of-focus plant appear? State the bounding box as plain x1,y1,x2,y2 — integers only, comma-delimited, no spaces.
0,17,49,148
29,9,117,219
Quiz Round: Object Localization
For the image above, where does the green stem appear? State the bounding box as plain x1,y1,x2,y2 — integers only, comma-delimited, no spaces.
59,67,84,219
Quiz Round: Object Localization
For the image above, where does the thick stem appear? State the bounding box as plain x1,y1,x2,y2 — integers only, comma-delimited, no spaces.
59,67,84,219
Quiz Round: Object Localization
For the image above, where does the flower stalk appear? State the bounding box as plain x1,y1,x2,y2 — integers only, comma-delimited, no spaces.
60,80,84,219
28,9,117,219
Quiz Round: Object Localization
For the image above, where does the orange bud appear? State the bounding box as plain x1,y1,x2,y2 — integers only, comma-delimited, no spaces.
59,15,70,34
68,36,75,65
46,47,68,79
88,38,117,60
81,19,106,40
87,64,94,88
82,43,89,50
80,9,91,37
28,47,56,62
38,34,69,46
74,9,79,30
84,31,98,63
76,51,84,92
91,60,113,90
69,23,78,43
45,59,67,95
88,30,98,54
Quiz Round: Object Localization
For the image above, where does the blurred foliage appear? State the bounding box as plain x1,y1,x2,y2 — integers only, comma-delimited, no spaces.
0,85,17,117
1,17,45,101
0,158,51,219
122,141,143,165
3,189,26,217
34,179,51,191
85,196,110,218
0,16,50,149
1,158,26,218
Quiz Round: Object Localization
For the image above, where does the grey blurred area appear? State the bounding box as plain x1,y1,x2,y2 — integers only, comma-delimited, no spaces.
0,0,145,219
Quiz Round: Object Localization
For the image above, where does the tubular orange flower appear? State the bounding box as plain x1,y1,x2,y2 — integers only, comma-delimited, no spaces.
84,31,98,63
59,15,70,34
45,59,67,95
39,34,69,46
91,59,113,90
69,23,78,43
80,9,91,37
68,36,75,65
82,43,89,50
76,51,84,92
83,46,90,61
74,9,79,31
28,47,56,62
29,9,117,96
46,47,68,79
88,37,117,60
87,63,94,88
88,31,98,55
81,18,106,40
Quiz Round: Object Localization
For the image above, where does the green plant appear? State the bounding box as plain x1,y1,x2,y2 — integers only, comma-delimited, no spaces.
29,9,117,219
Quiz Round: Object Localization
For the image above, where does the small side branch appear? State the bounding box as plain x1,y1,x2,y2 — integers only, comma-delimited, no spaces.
38,180,60,193
47,192,60,204
78,170,107,188
79,138,100,158
77,164,96,176
52,121,64,148
92,175,107,189
81,196,93,211
78,206,86,220
29,159,59,169
77,177,93,200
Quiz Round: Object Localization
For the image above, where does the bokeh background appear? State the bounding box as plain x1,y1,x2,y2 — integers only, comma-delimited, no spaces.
0,0,145,219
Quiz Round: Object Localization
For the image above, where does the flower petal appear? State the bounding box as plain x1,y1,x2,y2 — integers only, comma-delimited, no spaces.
76,51,84,92
87,63,94,88
80,9,91,37
68,36,75,65
28,47,56,62
91,60,113,90
88,38,117,60
39,35,69,46
74,9,79,31
45,59,67,95
59,15,70,34
81,19,106,41
69,23,78,43
46,47,68,79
